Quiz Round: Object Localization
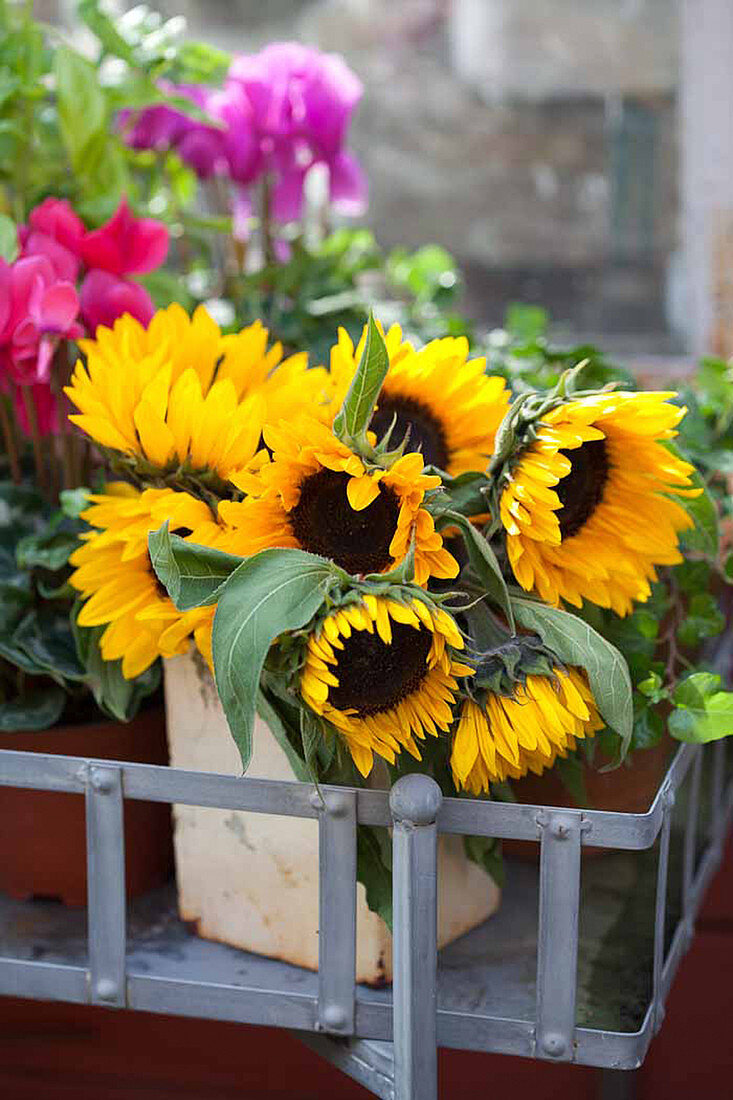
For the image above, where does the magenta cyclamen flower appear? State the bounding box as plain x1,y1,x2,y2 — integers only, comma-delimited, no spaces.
121,43,367,231
228,42,367,221
20,198,86,282
79,269,155,332
81,197,169,277
0,255,82,385
4,197,169,436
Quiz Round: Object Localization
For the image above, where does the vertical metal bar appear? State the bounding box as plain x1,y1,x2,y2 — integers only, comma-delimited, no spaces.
315,787,357,1035
598,1067,639,1100
85,764,126,1007
390,774,442,1100
683,747,703,918
535,809,583,1061
652,792,673,1032
710,740,725,839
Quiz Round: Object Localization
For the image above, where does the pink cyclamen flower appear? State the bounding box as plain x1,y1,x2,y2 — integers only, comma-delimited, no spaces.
81,197,169,277
0,255,82,385
79,269,155,335
20,198,86,282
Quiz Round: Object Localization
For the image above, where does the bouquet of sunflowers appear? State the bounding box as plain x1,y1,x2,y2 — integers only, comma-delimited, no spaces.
63,301,732,911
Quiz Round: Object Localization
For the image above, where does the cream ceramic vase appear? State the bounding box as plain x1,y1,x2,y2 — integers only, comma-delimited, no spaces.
164,649,501,984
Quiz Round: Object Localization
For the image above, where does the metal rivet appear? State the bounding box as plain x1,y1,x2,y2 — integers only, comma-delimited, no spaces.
95,979,119,1002
90,769,114,794
321,1003,347,1031
541,1033,567,1058
325,793,348,819
551,823,569,840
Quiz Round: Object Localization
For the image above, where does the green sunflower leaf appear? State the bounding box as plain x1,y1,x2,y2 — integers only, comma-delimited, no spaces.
148,522,245,610
212,548,338,771
511,597,634,753
332,310,389,445
443,511,514,630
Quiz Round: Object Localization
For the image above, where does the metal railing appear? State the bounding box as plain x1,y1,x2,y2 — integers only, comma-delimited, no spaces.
0,738,731,1100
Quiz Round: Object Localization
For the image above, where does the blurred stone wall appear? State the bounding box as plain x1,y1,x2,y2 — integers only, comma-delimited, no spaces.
136,0,681,347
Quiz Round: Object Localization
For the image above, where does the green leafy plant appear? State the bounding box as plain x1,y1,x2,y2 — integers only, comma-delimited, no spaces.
0,477,158,731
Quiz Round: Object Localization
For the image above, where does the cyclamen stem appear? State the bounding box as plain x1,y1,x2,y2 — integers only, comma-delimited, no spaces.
21,386,48,497
0,398,21,484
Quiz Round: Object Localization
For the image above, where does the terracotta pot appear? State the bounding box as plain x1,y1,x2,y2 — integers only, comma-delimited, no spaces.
504,736,675,861
0,706,173,906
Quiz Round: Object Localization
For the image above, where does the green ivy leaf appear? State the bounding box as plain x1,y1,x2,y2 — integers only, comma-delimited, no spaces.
332,311,389,444
148,523,245,610
0,213,18,262
512,597,633,752
212,549,338,771
669,672,733,744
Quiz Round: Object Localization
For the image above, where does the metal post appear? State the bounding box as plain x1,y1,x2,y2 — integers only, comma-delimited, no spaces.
535,809,583,1061
315,787,357,1035
390,774,442,1100
710,740,726,839
682,748,703,922
85,763,126,1007
652,791,674,1032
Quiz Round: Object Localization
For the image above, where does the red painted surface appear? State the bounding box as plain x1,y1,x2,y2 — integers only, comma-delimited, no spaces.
0,836,731,1099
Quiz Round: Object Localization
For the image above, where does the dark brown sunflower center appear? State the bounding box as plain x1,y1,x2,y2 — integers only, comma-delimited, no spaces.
370,395,450,470
329,620,433,717
556,439,609,539
290,469,399,575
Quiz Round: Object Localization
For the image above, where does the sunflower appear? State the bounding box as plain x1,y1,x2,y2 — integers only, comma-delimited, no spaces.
300,594,473,776
219,417,458,584
69,483,225,678
451,667,603,794
327,324,509,475
500,391,700,615
65,304,323,482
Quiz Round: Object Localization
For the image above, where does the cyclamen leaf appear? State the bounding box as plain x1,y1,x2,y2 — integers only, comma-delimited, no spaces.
148,523,245,610
511,597,634,752
0,213,18,263
212,549,337,772
54,47,106,170
332,311,389,442
0,687,66,732
72,611,160,723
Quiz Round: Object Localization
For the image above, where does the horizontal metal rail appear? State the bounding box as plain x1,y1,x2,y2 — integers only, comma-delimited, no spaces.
0,741,699,850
